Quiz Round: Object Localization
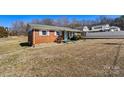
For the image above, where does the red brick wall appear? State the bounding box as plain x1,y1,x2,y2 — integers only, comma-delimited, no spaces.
34,30,57,44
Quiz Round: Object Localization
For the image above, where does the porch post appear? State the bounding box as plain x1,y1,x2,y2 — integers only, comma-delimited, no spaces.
64,31,68,42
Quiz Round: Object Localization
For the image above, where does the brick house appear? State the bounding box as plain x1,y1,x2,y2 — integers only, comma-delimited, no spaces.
27,24,82,46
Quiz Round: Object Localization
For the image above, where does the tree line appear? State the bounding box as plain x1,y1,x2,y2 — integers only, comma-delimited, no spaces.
1,15,124,37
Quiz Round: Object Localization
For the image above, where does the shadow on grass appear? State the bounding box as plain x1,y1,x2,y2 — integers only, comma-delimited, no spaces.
102,43,124,45
20,42,29,47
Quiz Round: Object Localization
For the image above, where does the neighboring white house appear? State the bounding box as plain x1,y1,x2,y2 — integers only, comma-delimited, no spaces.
110,26,120,32
91,24,110,31
83,26,89,32
83,24,120,32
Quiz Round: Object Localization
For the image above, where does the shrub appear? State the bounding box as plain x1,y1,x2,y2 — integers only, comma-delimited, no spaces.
71,35,82,40
0,26,8,38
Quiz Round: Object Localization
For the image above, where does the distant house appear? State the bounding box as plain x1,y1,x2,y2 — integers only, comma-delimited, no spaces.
91,24,110,32
82,26,89,32
83,24,120,32
110,26,120,32
27,24,82,46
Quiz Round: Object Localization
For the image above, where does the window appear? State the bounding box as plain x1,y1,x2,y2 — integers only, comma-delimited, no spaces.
56,31,60,36
42,30,47,35
39,30,49,36
55,31,61,36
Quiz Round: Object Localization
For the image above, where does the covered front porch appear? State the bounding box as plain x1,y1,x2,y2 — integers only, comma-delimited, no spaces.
56,31,81,43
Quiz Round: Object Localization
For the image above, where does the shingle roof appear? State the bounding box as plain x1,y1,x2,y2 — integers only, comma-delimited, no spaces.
28,24,82,32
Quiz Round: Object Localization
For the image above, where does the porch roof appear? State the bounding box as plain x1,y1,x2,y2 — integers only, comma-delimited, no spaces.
28,24,82,32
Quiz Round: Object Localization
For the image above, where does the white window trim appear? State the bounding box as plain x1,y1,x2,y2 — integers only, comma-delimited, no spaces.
55,31,57,36
39,30,49,36
47,31,50,36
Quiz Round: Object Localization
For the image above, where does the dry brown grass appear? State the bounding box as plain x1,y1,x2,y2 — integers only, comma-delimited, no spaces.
0,36,124,76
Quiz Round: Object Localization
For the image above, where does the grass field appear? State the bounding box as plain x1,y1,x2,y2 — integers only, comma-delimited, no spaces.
0,36,124,76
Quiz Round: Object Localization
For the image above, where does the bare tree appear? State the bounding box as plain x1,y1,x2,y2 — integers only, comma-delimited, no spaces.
113,15,124,30
54,17,69,27
12,21,27,36
41,18,54,25
61,17,69,27
53,19,62,26
69,18,82,28
31,19,42,24
98,16,114,25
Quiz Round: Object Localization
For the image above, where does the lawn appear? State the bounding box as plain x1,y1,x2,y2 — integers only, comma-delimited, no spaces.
0,36,124,76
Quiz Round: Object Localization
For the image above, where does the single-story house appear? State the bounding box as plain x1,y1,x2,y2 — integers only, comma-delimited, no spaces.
27,24,82,46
